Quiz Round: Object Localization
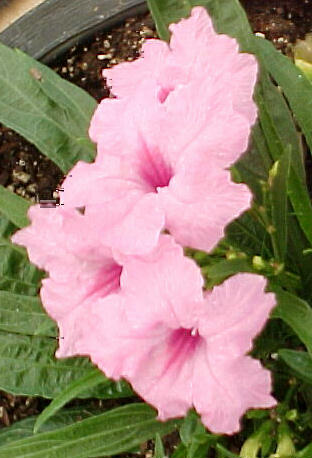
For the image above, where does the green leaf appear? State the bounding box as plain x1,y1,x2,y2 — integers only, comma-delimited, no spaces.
287,164,312,248
0,215,43,295
233,123,270,202
253,37,312,155
179,411,214,458
0,290,56,336
0,185,30,228
154,433,166,458
0,404,180,458
255,73,305,183
0,407,100,447
298,442,312,458
202,257,253,286
215,444,240,458
279,349,312,384
269,150,291,262
0,331,132,399
146,0,203,40
225,212,272,258
272,289,312,353
34,369,110,433
0,43,96,173
255,76,312,247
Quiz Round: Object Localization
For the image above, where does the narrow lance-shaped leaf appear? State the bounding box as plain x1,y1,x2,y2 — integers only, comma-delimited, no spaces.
225,212,272,259
34,369,110,433
253,37,312,155
146,0,210,40
256,76,312,247
154,433,166,458
255,72,305,183
0,43,96,173
268,149,290,262
0,407,100,448
0,404,180,458
272,289,312,353
279,349,312,384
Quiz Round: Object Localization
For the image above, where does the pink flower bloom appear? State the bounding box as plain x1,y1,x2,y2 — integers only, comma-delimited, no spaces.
103,7,258,126
78,236,276,434
62,79,252,254
61,7,257,254
11,205,124,357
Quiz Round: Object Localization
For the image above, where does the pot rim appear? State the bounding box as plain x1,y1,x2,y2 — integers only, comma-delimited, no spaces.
0,0,147,63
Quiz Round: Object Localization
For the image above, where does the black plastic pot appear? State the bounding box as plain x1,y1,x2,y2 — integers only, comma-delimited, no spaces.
0,0,147,63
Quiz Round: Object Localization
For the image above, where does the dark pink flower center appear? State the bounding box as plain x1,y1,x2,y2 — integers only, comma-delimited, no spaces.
88,262,123,298
164,327,201,372
138,138,173,193
158,86,174,103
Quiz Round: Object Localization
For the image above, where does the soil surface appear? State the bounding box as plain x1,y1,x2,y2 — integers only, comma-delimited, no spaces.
0,0,312,455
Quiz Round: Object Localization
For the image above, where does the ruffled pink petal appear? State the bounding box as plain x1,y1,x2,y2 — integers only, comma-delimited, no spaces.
229,53,258,124
167,7,258,124
160,78,252,169
102,7,257,128
158,152,252,251
192,346,276,434
84,296,196,419
119,235,204,329
128,326,196,420
89,82,163,160
96,192,164,255
200,274,275,356
11,206,69,271
77,294,145,380
11,203,124,358
103,39,170,98
62,158,165,255
54,303,91,358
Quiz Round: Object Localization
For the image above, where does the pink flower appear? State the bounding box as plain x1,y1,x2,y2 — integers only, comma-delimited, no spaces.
103,7,258,126
62,79,252,254
78,236,276,434
61,7,257,254
11,205,124,357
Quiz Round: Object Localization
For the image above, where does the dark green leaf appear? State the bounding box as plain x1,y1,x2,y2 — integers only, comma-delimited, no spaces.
34,370,110,433
298,442,312,458
225,212,272,258
0,407,100,448
0,331,132,399
215,444,239,458
202,257,253,286
0,43,96,173
255,73,305,183
253,37,312,155
272,289,312,353
0,404,180,458
256,76,312,247
0,185,30,228
233,123,270,202
154,433,166,458
179,411,214,458
269,150,290,262
279,349,312,384
287,165,312,247
0,215,43,295
0,290,56,336
146,0,211,41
